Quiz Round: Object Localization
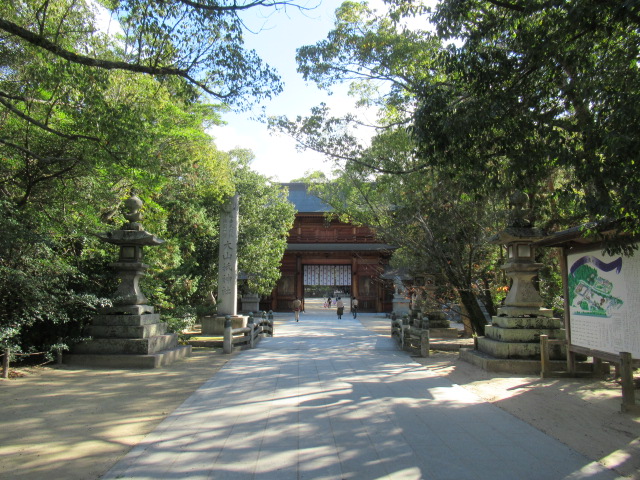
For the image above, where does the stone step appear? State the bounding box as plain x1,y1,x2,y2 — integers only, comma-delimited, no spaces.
91,313,161,327
201,315,247,336
63,345,192,369
461,348,579,374
485,325,566,343
491,316,563,329
87,322,167,339
71,334,178,355
477,336,565,360
496,306,554,318
100,305,155,315
429,327,459,338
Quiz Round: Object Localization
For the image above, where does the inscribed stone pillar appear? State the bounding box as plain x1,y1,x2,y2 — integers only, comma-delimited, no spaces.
217,194,239,316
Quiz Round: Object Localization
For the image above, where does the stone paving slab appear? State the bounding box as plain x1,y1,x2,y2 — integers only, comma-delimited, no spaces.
103,308,621,480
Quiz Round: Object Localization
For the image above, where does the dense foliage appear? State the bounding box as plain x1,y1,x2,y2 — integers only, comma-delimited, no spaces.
418,0,640,231
0,0,295,358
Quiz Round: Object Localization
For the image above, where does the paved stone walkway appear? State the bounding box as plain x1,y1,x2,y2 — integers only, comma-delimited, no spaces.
103,305,620,480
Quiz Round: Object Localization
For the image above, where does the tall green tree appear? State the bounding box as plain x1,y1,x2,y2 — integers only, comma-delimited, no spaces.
0,0,284,107
414,0,640,233
232,149,296,296
146,148,296,322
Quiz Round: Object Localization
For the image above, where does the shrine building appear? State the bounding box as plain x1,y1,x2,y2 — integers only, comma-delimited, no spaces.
267,183,395,312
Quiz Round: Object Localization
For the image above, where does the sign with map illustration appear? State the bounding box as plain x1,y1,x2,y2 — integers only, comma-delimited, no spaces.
567,250,640,357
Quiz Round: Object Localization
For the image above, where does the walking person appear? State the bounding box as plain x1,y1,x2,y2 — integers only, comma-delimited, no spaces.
326,296,332,308
351,297,358,318
336,297,344,319
292,297,302,322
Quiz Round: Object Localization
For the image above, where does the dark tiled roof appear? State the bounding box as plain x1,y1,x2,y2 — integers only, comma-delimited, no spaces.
286,243,395,252
282,182,332,213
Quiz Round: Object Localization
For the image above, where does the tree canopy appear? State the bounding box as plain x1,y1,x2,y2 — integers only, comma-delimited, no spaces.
416,0,640,231
0,0,297,358
0,0,285,105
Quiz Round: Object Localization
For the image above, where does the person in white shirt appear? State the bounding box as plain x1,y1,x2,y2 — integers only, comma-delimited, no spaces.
336,297,344,319
292,297,302,322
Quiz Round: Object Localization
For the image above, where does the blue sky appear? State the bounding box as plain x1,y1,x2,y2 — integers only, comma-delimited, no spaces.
208,0,363,182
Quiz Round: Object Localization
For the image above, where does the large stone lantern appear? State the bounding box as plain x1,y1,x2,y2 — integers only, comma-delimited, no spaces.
460,191,565,372
64,192,191,368
491,190,547,315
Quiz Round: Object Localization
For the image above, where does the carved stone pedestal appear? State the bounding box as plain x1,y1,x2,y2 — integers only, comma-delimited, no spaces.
241,293,260,314
392,295,411,316
201,315,248,336
476,308,565,359
65,307,191,368
426,311,458,338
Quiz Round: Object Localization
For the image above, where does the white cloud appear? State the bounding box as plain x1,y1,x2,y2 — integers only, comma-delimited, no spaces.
209,121,335,181
91,0,123,36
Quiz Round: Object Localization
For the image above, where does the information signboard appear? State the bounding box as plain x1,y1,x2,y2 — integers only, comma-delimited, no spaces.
567,250,640,357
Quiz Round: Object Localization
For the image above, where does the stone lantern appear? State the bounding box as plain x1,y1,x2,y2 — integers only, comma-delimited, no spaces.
64,192,191,368
491,191,547,315
460,191,565,372
96,193,163,313
492,240,549,318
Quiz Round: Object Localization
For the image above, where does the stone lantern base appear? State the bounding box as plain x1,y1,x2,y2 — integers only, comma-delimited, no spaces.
460,307,567,374
64,307,191,369
201,315,248,336
392,295,411,316
478,307,565,358
241,293,260,314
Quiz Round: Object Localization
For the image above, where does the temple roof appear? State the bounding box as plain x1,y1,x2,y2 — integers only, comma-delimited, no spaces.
282,182,332,213
286,243,395,252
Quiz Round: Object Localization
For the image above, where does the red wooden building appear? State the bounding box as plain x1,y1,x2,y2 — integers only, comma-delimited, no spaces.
267,183,395,312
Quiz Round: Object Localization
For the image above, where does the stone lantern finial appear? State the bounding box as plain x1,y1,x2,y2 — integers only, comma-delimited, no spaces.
123,191,144,230
508,190,532,228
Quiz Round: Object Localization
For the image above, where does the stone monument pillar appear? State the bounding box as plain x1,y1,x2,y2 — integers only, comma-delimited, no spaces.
460,191,565,373
218,194,240,316
64,192,192,368
202,195,248,335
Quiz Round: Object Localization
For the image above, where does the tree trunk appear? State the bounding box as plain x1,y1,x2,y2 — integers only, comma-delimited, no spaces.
2,348,9,379
458,289,488,336
481,276,497,318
